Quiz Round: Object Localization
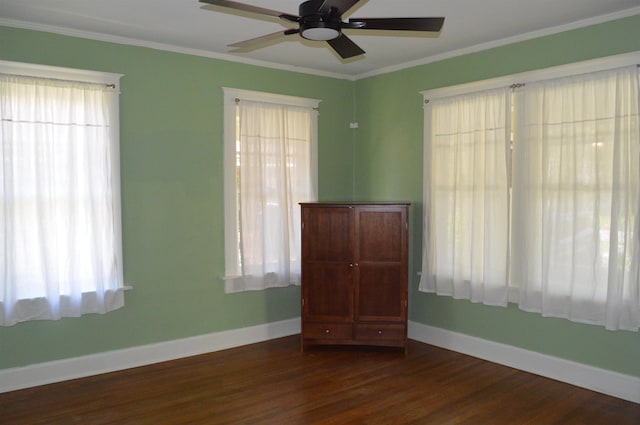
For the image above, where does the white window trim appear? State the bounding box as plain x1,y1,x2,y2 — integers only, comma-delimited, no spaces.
0,60,123,91
221,87,320,284
420,51,640,101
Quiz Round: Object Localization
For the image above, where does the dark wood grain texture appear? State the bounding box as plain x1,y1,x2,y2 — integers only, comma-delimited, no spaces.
301,203,409,351
2,336,638,424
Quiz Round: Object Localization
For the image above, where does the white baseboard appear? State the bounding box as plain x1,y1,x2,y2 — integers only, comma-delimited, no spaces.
408,320,640,404
0,318,301,394
3,318,638,405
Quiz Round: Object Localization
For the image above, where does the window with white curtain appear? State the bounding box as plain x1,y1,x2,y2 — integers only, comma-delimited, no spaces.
0,61,124,326
420,53,640,331
421,88,511,306
222,88,319,293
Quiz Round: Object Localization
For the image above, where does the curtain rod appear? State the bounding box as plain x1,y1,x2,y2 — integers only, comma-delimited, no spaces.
234,97,319,111
0,72,116,89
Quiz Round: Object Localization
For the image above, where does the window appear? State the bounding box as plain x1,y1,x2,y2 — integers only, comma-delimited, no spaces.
0,61,124,326
422,88,511,305
222,88,319,293
420,53,640,331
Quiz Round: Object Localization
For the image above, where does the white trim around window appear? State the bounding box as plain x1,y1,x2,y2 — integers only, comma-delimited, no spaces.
0,60,123,91
421,51,640,101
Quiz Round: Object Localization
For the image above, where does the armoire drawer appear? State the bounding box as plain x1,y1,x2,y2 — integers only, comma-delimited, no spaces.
303,322,352,340
353,323,406,341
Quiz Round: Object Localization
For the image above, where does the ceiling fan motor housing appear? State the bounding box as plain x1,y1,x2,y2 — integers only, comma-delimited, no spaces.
299,0,342,41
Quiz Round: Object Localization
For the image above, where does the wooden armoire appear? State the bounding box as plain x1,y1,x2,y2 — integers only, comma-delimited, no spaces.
300,202,409,352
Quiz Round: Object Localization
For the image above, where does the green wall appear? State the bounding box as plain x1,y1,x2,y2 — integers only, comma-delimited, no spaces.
354,14,640,377
1,14,639,379
0,26,354,369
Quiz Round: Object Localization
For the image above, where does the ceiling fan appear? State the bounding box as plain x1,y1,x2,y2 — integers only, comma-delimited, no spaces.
199,0,445,59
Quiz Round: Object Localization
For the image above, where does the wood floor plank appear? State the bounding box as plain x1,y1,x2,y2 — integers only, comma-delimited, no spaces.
1,336,638,424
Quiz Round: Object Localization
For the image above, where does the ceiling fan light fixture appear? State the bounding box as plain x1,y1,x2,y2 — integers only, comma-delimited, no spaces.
301,26,340,41
200,0,446,60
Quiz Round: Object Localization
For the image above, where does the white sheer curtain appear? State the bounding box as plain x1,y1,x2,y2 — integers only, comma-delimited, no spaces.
0,75,124,326
511,66,640,331
224,99,317,293
419,88,511,305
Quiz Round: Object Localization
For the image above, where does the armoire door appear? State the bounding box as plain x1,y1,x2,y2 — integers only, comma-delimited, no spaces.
301,206,354,323
354,205,408,324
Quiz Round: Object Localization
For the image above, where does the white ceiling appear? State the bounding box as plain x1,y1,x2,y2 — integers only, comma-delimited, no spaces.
1,0,639,79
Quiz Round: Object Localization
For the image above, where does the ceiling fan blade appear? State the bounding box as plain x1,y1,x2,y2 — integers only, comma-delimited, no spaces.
327,34,365,59
318,0,362,15
229,29,299,50
199,0,299,22
348,17,445,32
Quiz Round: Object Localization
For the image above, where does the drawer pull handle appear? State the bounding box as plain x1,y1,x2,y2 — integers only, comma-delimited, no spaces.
325,329,330,334
377,330,383,335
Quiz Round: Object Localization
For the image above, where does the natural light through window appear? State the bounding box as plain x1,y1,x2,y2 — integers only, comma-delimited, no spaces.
0,61,124,326
420,53,640,331
222,88,319,293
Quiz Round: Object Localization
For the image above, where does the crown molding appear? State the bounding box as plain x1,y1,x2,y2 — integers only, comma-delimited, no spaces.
0,18,355,81
2,6,639,82
355,6,640,80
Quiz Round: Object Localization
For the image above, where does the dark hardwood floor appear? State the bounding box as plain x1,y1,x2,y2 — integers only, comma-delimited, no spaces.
1,335,638,424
